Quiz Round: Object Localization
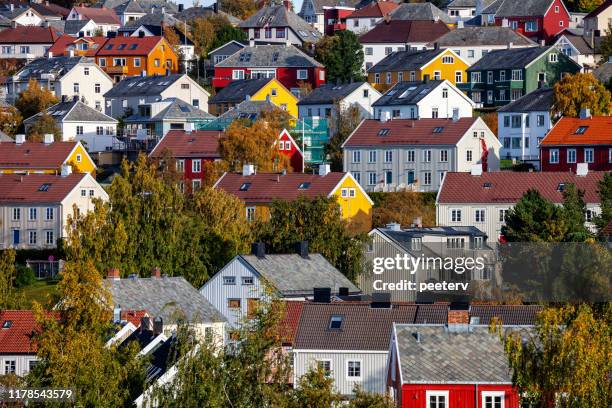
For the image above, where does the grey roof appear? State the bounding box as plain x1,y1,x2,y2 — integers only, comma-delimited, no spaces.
560,33,599,55
239,5,321,43
497,87,554,112
467,46,549,71
368,49,444,73
103,74,183,97
389,3,453,24
0,131,12,142
209,78,270,104
123,10,178,29
0,6,29,21
125,98,214,121
481,0,503,14
395,324,526,384
13,56,91,82
494,0,556,18
445,0,497,8
372,80,445,107
593,62,612,83
429,26,536,47
115,0,146,14
24,99,117,125
216,44,323,68
60,20,92,35
297,82,365,105
101,0,178,13
107,276,226,324
217,99,282,121
308,0,361,13
239,253,359,297
173,6,241,25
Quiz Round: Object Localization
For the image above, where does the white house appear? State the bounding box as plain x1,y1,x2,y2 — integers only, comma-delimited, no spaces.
0,25,60,60
553,33,600,68
583,0,611,39
114,0,147,25
240,5,321,47
497,87,554,167
297,81,381,119
345,1,400,35
0,5,45,26
66,6,121,36
372,79,475,120
0,310,44,377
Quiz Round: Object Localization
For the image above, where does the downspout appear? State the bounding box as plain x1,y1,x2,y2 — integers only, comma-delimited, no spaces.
475,384,478,408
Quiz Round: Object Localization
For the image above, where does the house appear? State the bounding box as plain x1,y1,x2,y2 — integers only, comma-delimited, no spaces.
103,73,210,118
22,97,118,152
0,310,43,376
105,268,227,342
436,170,606,240
200,242,360,327
387,324,526,408
444,0,491,21
208,40,247,66
214,165,374,232
371,79,475,120
215,99,290,123
6,56,114,111
47,35,109,58
0,25,60,60
239,4,321,47
149,129,222,192
389,2,454,24
427,26,537,66
276,128,304,172
553,31,601,68
54,19,100,37
322,3,357,35
66,6,121,36
296,81,381,119
128,24,196,70
0,170,108,249
363,225,497,301
489,0,570,42
0,4,45,27
114,0,147,25
342,118,501,193
94,35,179,82
345,1,400,35
292,301,449,397
461,46,581,107
359,19,451,71
583,0,611,39
593,58,612,84
367,48,469,91
208,78,299,117
213,43,325,93
299,0,360,33
497,87,554,166
0,137,96,174
539,111,612,172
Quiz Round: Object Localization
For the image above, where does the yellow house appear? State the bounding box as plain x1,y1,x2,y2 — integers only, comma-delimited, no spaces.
214,166,373,233
0,137,96,175
368,48,469,91
208,78,299,118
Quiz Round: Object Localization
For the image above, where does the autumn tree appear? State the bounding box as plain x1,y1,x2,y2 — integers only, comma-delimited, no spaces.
0,249,24,309
219,0,257,19
190,15,246,57
576,0,604,12
348,386,395,408
15,79,58,120
290,366,342,408
0,106,22,136
26,113,61,142
315,31,365,82
326,104,362,171
599,23,612,64
553,72,612,116
371,191,436,228
481,112,498,136
595,172,612,230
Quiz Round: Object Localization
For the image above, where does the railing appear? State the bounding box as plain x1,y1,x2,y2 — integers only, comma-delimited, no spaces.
106,65,129,74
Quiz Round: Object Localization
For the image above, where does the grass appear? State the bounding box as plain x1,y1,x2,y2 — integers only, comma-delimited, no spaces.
500,159,514,169
18,280,59,308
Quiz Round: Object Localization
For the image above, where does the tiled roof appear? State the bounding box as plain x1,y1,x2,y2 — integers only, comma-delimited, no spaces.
95,35,164,56
239,253,360,297
346,1,399,18
23,99,117,125
601,220,612,236
0,25,60,44
372,80,444,106
593,62,612,84
0,173,89,203
103,74,183,97
149,129,222,159
367,49,445,73
120,310,149,327
106,276,226,324
48,35,108,57
216,44,323,68
585,0,611,19
540,116,612,146
0,140,79,170
240,5,321,42
494,0,557,17
343,118,478,147
414,303,449,323
0,310,38,353
469,305,543,325
31,2,70,18
481,0,503,14
278,301,305,345
297,82,365,105
214,171,347,203
437,171,606,204
468,46,549,71
497,87,554,112
395,324,523,384
358,19,450,44
389,2,453,23
12,56,90,82
429,26,536,47
209,78,271,104
72,6,121,25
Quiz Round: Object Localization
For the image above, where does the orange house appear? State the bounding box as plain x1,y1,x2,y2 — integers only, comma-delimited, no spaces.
94,35,178,82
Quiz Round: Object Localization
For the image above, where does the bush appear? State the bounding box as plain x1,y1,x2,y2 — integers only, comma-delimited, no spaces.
14,265,35,288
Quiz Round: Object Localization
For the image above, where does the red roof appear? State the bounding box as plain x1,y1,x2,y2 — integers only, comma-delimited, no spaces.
121,310,149,327
540,116,612,146
95,35,165,56
0,26,60,44
72,6,120,25
0,141,79,170
343,118,478,147
0,310,41,353
359,20,450,44
601,220,612,236
48,35,108,57
149,130,223,159
438,171,606,204
0,173,88,203
215,171,346,203
346,1,399,18
278,301,304,345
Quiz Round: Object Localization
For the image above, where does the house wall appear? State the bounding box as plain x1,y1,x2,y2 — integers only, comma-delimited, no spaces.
542,0,571,40
445,44,536,66
524,49,580,95
0,203,62,249
0,42,50,59
400,383,519,408
0,354,38,377
213,66,325,91
56,62,114,112
277,131,303,172
293,350,389,396
66,143,97,174
298,84,380,120
362,42,409,72
59,173,108,236
244,27,303,46
209,42,244,65
13,10,44,26
498,110,551,164
330,175,373,233
540,146,612,172
61,121,117,152
584,6,612,37
252,79,299,117
346,17,382,35
162,76,209,111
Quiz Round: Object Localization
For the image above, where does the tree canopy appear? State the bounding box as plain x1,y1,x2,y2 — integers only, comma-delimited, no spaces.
15,79,58,121
26,113,62,142
553,73,612,117
315,31,365,83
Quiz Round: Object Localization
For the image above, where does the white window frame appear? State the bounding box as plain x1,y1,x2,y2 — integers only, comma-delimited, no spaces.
192,159,202,173
482,391,505,408
550,149,559,164
451,208,462,222
317,359,332,377
475,209,486,223
232,70,245,80
426,390,449,408
567,148,576,164
352,150,361,163
297,70,308,80
440,150,448,162
584,148,594,163
345,359,362,380
45,230,54,245
29,207,37,221
246,206,256,221
45,207,53,220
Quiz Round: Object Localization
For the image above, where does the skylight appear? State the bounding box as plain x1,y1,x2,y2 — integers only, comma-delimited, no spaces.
38,183,51,191
298,182,310,189
2,320,12,329
575,126,588,134
239,182,251,191
272,52,279,62
130,44,138,50
118,44,127,50
483,182,492,189
105,44,113,50
378,128,390,136
557,183,566,192
329,315,343,330
433,127,444,133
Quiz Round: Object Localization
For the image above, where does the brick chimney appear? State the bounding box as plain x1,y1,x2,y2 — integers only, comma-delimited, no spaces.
151,266,161,278
107,268,120,280
448,310,469,324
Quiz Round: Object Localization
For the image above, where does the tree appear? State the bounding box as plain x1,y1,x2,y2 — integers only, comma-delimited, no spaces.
190,17,215,56
26,113,61,142
560,183,590,242
0,249,24,309
599,23,612,64
595,172,612,230
348,386,395,408
290,366,342,408
553,73,612,117
481,112,498,136
0,106,22,136
576,0,604,12
218,0,257,19
326,104,362,171
315,31,364,82
15,79,58,120
371,191,436,228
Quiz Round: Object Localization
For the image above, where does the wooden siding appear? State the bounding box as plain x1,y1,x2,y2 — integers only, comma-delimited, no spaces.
0,354,38,377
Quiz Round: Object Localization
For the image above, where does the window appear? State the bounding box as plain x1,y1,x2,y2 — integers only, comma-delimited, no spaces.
20,46,30,54
475,209,485,222
567,149,576,163
386,72,392,84
73,82,80,93
585,148,594,163
455,71,462,83
232,70,245,80
487,90,494,103
134,57,141,67
89,189,94,197
317,360,332,377
440,150,448,162
411,237,422,251
228,299,241,309
468,49,475,58
549,53,558,62
223,276,236,285
175,159,185,173
385,150,392,162
365,47,373,55
276,28,285,38
423,171,431,185
154,58,160,67
398,72,403,82
511,69,522,81
423,150,431,162
487,71,493,84
442,55,454,64
329,315,343,329
352,151,361,163
482,391,505,408
499,70,506,81
442,88,448,99
246,207,256,221
45,230,54,245
242,276,254,285
99,58,106,67
407,150,415,162
537,114,545,127
45,208,53,220
586,209,594,222
511,115,521,128
472,91,481,103
76,126,83,135
499,209,509,222
28,230,37,245
385,46,393,55
471,72,482,83
555,5,559,12
466,150,472,162
29,208,37,221
368,150,377,163
347,360,361,379
433,71,441,80
368,172,377,186
537,72,546,83
409,71,416,81
352,172,361,184
297,70,308,80
550,149,559,164
192,159,201,173
525,20,538,32
451,209,462,222
13,208,20,221
575,126,588,134
4,360,16,375
427,391,448,408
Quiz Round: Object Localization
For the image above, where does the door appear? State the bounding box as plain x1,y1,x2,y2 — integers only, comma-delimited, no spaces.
407,171,415,184
385,171,393,184
12,230,19,245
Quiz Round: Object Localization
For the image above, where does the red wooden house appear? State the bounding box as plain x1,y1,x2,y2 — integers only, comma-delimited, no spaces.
149,129,223,192
323,5,356,35
213,43,325,92
387,323,523,408
491,0,570,42
276,129,304,172
539,113,612,172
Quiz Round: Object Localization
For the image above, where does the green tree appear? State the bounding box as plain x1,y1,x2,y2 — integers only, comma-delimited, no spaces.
553,73,612,117
599,23,612,64
0,106,22,136
219,0,257,19
576,0,604,12
26,113,62,142
15,79,58,120
560,183,590,242
315,31,364,82
502,189,567,242
0,249,24,309
326,104,362,171
290,366,342,408
348,386,395,408
371,191,436,228
595,172,612,230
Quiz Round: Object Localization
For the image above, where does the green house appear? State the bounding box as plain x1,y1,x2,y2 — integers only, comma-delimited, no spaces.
460,46,581,107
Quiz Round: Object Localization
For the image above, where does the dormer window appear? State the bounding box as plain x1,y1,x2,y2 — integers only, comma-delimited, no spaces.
575,126,588,134
239,183,251,191
2,320,12,329
378,128,390,136
557,183,566,192
329,315,343,330
433,127,444,133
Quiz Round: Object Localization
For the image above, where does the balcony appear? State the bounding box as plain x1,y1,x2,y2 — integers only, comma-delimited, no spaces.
106,65,128,74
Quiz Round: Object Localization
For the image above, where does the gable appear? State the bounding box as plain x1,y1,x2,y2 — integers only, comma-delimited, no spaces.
544,0,570,18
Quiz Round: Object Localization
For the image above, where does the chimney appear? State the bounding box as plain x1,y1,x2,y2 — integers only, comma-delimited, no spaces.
151,266,161,278
384,13,390,23
295,241,309,258
413,331,421,343
15,134,25,145
339,287,349,297
113,305,122,323
318,163,330,176
107,268,120,280
68,49,74,57
413,217,422,228
313,287,331,303
386,222,401,231
242,164,255,176
161,6,166,14
433,42,439,50
9,4,14,11
60,165,72,177
153,316,163,336
507,42,513,49
371,292,391,308
178,3,184,12
138,30,145,38
448,310,469,324
457,20,464,29
579,108,591,119
140,316,152,331
380,110,390,122
48,51,53,58
43,134,54,144
251,242,265,258
282,0,292,10
434,16,439,22
576,162,588,176
423,74,430,83
540,40,545,47
72,95,79,102
285,39,291,48
501,18,509,28
471,164,482,176
141,70,147,76
213,1,218,12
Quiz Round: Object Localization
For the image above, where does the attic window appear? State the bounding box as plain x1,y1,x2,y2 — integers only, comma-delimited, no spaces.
433,127,444,133
105,44,113,50
557,183,566,192
38,183,51,192
239,182,251,191
2,320,12,329
298,182,311,189
387,90,396,96
238,52,251,62
575,126,588,134
329,315,343,330
272,52,279,62
378,128,390,136
483,182,492,189
130,44,138,50
118,44,127,50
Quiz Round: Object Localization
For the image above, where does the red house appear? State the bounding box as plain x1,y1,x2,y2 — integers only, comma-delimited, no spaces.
323,5,356,35
213,43,325,92
149,129,223,192
492,0,570,42
276,129,304,172
388,322,522,408
539,113,612,172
